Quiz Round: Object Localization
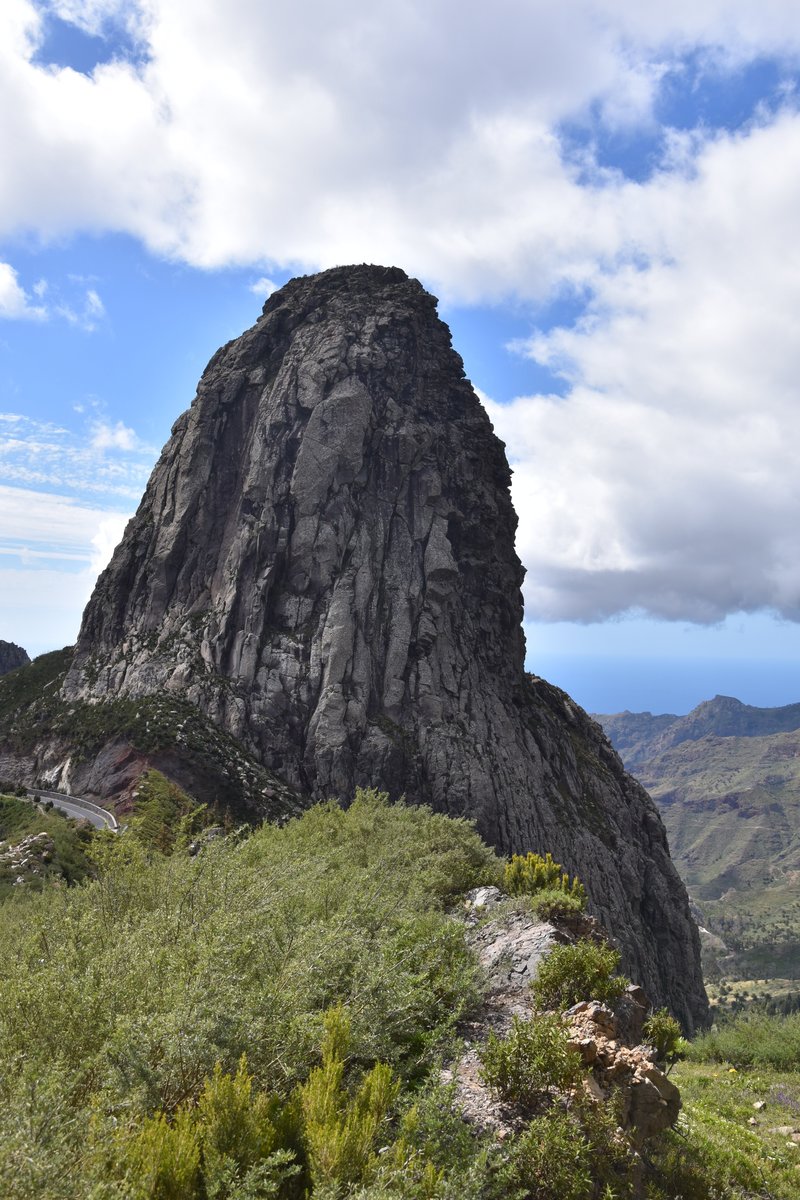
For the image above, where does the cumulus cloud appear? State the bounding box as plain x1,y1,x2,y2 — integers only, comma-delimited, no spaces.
4,1,800,628
0,260,46,319
248,276,278,299
1,1,799,296
484,113,800,623
89,418,137,452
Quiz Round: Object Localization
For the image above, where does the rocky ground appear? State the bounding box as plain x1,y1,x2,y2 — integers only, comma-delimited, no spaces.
448,887,680,1145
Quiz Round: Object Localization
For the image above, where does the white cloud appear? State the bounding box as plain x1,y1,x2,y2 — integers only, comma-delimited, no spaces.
4,2,800,630
1,1,799,296
248,276,278,299
484,112,800,623
0,260,46,319
0,483,118,555
90,418,137,452
0,485,130,654
89,512,128,575
0,565,93,655
54,284,106,330
0,412,156,499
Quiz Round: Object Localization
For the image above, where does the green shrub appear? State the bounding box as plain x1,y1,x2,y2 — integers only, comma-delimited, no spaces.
643,1009,686,1066
497,1096,638,1199
478,1013,582,1110
196,1056,281,1183
118,1108,201,1199
502,1109,593,1199
531,940,628,1012
129,769,212,854
300,1006,399,1191
527,888,586,923
687,1010,800,1070
503,852,587,909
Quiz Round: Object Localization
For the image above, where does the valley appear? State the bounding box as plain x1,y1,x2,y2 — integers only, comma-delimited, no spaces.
595,697,800,987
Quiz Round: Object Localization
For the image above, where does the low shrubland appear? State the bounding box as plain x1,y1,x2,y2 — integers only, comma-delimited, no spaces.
2,789,800,1198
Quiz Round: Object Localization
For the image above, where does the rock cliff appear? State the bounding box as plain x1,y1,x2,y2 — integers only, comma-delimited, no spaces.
63,265,707,1029
0,641,29,677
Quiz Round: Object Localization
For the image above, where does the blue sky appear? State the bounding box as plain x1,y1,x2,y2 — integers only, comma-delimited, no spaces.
3,2,800,716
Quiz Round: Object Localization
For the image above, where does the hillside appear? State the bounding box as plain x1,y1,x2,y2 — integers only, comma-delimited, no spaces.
1,790,797,1200
595,697,800,979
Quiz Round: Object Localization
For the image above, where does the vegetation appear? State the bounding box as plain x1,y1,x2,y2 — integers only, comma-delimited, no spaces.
3,787,800,1197
0,792,498,1197
503,851,588,922
642,1009,686,1067
531,940,629,1012
478,1013,582,1108
688,1010,800,1071
127,769,217,854
0,649,295,819
0,791,95,898
659,1059,800,1199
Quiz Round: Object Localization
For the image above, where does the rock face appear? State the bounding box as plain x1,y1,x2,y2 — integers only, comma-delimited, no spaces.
63,264,707,1029
0,641,29,677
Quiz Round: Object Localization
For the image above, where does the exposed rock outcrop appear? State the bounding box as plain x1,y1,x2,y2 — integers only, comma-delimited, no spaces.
61,264,706,1029
449,889,680,1142
0,641,29,677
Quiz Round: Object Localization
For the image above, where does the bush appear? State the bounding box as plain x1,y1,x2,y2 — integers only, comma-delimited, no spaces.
118,1108,201,1199
526,888,586,923
300,1006,399,1191
478,1014,582,1110
501,1109,593,1200
687,1010,800,1070
503,852,587,909
531,941,628,1012
643,1009,685,1066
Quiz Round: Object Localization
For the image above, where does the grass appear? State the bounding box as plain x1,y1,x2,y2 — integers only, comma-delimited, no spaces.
656,1060,800,1199
688,1010,800,1070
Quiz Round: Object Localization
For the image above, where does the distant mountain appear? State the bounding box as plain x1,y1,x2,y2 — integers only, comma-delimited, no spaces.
599,695,800,771
0,642,29,678
594,697,800,979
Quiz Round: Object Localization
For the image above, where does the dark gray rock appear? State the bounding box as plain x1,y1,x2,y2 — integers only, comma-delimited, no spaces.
63,264,707,1030
0,641,29,677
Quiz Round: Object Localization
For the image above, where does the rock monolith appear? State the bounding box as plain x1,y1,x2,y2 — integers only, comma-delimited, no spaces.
64,265,707,1029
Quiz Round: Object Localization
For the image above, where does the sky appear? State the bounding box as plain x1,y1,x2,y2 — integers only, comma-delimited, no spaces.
3,1,800,716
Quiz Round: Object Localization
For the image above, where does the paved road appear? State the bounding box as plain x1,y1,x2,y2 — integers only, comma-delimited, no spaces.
28,788,118,832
